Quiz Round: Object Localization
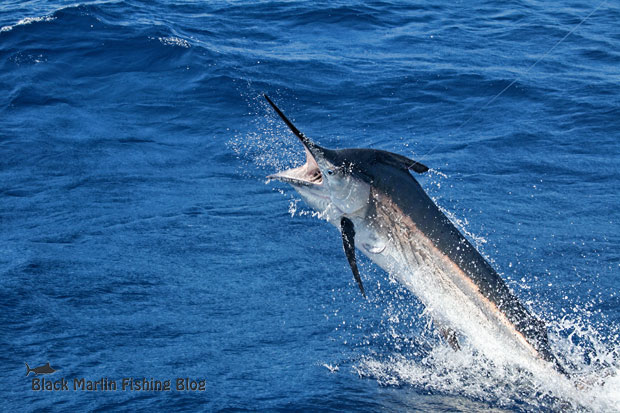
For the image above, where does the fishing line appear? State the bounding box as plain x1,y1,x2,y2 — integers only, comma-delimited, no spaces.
417,0,607,161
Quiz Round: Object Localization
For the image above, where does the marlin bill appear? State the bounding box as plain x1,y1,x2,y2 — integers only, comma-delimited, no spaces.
263,94,567,376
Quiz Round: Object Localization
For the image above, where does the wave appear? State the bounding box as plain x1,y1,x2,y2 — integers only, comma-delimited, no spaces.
0,15,56,32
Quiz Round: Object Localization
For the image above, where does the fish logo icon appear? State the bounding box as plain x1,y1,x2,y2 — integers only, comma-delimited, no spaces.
25,362,57,376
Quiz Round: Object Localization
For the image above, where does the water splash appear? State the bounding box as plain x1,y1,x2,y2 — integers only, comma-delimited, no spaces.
229,93,304,174
348,275,620,412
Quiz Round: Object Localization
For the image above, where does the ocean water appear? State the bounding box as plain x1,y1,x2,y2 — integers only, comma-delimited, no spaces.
1,0,619,411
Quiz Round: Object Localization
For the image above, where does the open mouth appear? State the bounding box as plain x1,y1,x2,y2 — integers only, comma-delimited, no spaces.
268,145,323,186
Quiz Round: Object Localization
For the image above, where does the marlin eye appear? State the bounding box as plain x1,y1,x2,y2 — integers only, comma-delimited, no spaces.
327,169,334,175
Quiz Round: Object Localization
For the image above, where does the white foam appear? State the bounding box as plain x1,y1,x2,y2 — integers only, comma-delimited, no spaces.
156,36,190,48
352,295,620,411
322,363,339,373
1,16,55,33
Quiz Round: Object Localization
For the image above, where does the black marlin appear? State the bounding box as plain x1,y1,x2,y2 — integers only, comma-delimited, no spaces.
264,94,567,376
25,362,57,376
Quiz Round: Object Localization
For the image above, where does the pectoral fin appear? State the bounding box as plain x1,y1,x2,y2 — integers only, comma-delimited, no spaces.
340,217,365,297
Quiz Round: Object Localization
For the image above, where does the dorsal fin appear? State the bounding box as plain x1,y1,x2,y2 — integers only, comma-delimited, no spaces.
375,150,429,174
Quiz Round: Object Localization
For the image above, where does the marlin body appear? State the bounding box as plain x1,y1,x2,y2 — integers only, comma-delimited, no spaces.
26,362,56,376
264,95,566,375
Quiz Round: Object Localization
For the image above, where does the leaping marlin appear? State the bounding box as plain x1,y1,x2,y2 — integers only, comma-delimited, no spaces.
264,94,568,376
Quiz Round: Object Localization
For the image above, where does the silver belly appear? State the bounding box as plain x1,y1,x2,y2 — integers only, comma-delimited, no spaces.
349,211,548,372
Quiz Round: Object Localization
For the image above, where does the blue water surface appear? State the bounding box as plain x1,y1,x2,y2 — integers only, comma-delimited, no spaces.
1,1,619,411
